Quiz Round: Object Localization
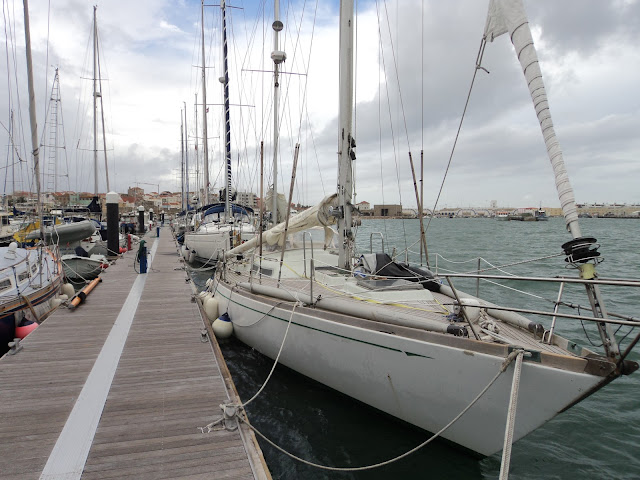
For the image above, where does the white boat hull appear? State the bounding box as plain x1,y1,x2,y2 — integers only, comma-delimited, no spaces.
213,278,606,456
185,226,255,264
184,230,230,264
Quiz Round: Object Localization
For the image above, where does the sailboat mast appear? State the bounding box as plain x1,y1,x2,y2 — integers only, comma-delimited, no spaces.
92,6,98,195
23,0,47,279
271,0,282,224
96,39,110,192
200,0,210,206
184,102,189,207
10,111,15,196
194,93,199,204
337,0,355,269
22,0,42,228
53,69,59,193
180,110,185,212
221,0,232,218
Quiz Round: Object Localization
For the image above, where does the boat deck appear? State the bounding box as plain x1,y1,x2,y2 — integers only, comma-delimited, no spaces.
0,227,270,479
226,261,569,356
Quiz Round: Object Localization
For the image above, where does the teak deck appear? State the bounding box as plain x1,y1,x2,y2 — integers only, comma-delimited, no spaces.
0,227,270,479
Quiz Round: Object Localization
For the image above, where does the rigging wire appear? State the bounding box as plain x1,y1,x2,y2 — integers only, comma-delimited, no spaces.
425,37,488,236
375,0,408,251
3,0,29,194
70,19,95,193
376,21,388,246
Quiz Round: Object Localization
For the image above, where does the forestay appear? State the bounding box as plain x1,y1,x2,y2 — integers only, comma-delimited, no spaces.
484,0,581,238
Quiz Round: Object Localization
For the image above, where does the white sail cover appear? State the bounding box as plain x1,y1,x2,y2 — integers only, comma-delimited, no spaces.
484,0,581,237
226,194,339,257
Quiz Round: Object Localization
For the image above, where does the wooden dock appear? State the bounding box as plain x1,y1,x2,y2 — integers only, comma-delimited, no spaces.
0,227,271,479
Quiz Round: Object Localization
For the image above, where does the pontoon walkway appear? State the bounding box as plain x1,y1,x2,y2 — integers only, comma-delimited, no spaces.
0,227,270,479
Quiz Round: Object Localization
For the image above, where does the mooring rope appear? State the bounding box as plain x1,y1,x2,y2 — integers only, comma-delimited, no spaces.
499,349,525,480
238,302,299,409
204,351,522,472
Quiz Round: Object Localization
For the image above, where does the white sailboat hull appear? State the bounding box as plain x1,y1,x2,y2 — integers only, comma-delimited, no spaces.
213,278,605,456
184,230,230,264
184,225,255,264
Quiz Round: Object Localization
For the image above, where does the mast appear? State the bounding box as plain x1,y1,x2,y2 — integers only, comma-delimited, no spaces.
96,32,110,192
194,93,199,205
200,0,210,206
44,68,61,194
92,6,98,195
337,0,355,269
54,71,58,193
22,0,43,232
270,0,285,224
221,0,231,219
180,109,185,211
10,111,15,197
184,102,189,207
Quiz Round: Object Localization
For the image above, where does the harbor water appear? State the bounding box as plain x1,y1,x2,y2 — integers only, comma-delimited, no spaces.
190,217,639,479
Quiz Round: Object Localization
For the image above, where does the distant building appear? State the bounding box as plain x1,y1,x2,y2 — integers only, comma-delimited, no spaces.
236,191,257,209
373,204,402,217
356,201,372,215
128,186,144,202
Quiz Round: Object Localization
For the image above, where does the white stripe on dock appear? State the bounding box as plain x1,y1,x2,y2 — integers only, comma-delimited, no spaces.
40,240,159,480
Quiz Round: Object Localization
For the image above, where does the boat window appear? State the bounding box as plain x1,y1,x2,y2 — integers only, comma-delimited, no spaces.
31,264,38,274
18,271,30,282
0,278,12,293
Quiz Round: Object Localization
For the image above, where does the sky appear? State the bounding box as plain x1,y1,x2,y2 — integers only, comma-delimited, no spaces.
1,0,639,209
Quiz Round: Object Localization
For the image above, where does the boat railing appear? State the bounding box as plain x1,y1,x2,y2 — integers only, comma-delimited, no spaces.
302,232,316,303
302,232,314,280
0,251,28,274
434,252,484,277
440,274,639,325
369,232,385,254
440,272,639,361
432,251,566,299
543,281,566,344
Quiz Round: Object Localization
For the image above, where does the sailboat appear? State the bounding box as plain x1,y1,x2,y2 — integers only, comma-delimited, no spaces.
203,0,639,458
183,0,256,265
1,0,66,356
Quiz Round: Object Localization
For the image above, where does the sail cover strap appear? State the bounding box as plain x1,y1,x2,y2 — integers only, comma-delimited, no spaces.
484,0,581,238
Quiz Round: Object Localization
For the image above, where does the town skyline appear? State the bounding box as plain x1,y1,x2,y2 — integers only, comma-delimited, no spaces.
2,1,639,211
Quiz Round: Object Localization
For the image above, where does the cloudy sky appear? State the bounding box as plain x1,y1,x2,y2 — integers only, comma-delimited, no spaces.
2,0,639,209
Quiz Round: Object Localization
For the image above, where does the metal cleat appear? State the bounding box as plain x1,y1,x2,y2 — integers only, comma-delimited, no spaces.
8,338,23,355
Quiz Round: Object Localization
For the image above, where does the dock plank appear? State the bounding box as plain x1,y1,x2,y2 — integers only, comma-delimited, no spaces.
0,227,270,479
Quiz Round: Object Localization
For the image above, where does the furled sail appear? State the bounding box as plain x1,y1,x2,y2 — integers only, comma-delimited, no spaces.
265,187,289,224
484,0,581,238
226,194,339,257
